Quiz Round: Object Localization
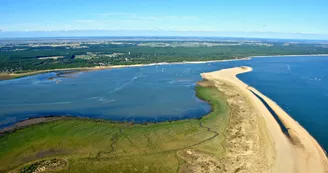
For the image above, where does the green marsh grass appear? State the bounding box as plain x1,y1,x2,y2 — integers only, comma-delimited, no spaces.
0,84,230,173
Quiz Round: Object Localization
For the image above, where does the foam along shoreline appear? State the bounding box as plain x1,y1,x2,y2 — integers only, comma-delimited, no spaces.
201,66,328,173
0,57,250,80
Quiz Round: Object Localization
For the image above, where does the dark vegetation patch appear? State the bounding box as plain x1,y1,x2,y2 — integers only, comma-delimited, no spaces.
19,158,67,173
1,41,328,73
35,149,70,159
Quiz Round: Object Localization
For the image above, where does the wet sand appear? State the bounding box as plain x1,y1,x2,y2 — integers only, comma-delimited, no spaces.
201,66,328,173
0,116,64,135
0,74,14,80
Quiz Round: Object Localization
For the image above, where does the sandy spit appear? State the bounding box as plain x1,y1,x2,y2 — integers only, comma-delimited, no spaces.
201,66,328,173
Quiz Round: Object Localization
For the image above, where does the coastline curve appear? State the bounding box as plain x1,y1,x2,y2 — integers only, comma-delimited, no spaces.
201,66,328,173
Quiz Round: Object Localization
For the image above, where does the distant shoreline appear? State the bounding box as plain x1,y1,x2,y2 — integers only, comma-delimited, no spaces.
1,54,328,81
0,57,250,80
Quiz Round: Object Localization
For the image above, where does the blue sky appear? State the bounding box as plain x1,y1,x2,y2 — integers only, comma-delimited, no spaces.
1,0,328,39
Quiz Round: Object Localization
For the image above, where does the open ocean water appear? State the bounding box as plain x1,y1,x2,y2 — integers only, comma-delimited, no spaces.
0,55,327,151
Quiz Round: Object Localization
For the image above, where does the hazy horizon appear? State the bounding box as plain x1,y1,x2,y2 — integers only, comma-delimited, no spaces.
1,30,328,40
2,0,328,40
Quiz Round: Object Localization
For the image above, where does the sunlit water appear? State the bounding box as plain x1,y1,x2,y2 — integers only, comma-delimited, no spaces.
0,56,327,151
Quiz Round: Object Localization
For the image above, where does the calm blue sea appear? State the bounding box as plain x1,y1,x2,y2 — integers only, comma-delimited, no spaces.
0,56,327,151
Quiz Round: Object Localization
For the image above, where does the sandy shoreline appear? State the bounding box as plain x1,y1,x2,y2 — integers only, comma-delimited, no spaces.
1,64,328,172
201,67,328,173
0,58,250,80
1,54,328,80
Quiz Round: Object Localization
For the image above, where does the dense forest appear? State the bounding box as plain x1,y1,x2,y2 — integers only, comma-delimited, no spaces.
1,41,328,73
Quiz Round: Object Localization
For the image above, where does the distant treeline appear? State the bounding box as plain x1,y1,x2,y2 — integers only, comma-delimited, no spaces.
1,42,328,73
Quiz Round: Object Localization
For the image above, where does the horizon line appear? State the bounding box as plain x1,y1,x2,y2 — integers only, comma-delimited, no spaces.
0,35,328,41
0,29,326,35
1,29,328,41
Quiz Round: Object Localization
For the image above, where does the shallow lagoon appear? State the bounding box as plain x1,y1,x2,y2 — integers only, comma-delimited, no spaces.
0,56,327,150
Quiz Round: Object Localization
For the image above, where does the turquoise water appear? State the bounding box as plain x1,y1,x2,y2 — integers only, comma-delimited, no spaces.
0,56,327,151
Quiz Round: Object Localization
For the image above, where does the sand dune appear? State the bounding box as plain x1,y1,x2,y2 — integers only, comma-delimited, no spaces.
201,66,328,173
